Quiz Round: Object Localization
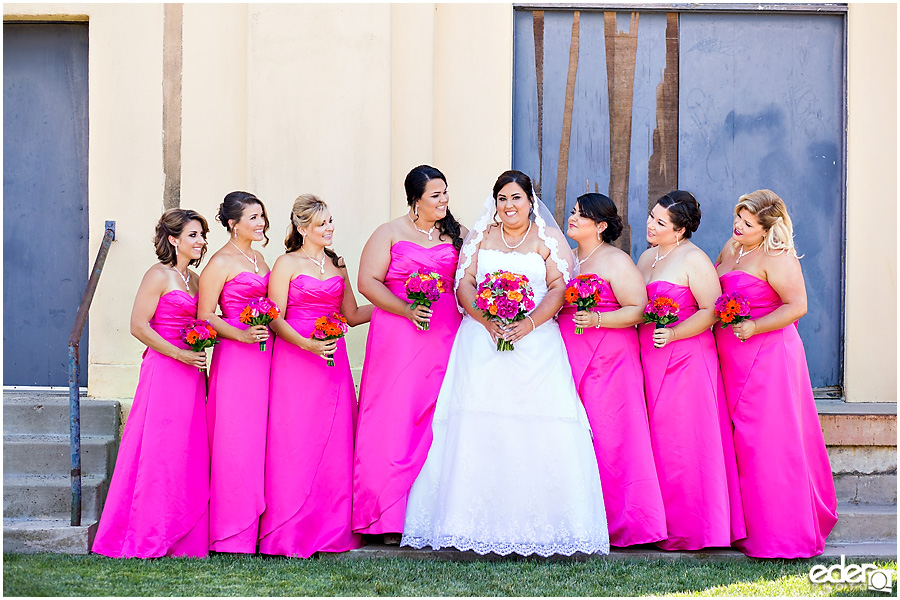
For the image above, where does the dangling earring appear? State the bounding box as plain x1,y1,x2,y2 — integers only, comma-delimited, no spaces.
232,229,237,239
676,235,681,246
597,228,602,241
413,204,419,218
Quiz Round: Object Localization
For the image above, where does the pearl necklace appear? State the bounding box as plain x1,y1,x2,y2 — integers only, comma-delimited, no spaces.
408,212,436,241
500,221,532,250
736,242,762,264
576,241,604,266
301,246,327,274
171,266,190,290
651,243,677,268
229,240,259,273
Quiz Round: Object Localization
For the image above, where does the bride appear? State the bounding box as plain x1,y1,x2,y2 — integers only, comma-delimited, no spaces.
401,170,609,557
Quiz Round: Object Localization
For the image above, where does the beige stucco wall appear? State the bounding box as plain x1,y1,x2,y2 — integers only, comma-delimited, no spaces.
845,2,897,402
3,3,513,408
3,3,895,406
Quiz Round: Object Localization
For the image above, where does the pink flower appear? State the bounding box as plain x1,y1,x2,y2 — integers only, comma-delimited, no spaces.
407,277,422,293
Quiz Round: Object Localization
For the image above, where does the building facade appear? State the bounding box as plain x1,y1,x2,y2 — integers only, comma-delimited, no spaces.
3,3,896,414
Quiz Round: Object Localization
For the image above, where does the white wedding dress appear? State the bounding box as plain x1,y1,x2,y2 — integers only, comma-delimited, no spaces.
401,248,610,556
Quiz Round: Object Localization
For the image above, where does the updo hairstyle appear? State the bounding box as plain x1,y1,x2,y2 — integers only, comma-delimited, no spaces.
284,193,343,268
656,190,701,239
733,189,799,257
154,208,209,267
576,193,624,243
492,170,535,222
405,165,463,251
216,191,270,246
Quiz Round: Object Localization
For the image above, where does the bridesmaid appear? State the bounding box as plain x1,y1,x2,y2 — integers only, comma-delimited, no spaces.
636,191,745,550
259,194,372,558
714,189,837,558
559,193,667,547
198,191,273,553
352,165,466,544
93,209,210,558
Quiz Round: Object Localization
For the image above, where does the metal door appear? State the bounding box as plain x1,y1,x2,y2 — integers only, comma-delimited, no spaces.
3,23,89,386
512,8,845,389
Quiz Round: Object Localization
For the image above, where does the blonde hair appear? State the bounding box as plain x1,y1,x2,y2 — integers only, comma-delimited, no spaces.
732,189,799,258
284,193,343,267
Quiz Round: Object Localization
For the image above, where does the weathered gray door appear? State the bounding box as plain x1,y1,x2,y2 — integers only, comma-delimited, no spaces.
3,23,89,386
513,8,845,389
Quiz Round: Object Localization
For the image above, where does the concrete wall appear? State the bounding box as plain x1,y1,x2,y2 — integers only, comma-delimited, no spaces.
3,3,895,408
844,2,897,403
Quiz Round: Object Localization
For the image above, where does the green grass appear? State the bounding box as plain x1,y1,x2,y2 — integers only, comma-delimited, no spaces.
2,553,896,597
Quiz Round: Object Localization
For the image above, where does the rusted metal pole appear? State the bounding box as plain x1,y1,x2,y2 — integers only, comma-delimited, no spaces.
68,221,116,526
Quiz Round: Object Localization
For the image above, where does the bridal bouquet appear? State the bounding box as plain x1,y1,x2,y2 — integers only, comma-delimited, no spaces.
564,274,605,334
405,271,446,331
473,270,536,351
180,319,219,372
643,295,680,330
715,291,751,338
239,297,280,351
311,311,348,366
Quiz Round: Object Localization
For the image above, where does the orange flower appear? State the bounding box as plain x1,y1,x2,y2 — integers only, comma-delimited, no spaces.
488,304,498,315
508,290,524,302
480,289,493,300
564,288,578,303
186,331,199,344
239,306,255,322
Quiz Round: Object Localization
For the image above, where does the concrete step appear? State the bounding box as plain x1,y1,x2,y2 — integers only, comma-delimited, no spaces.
2,434,118,477
3,392,119,436
3,474,109,521
2,518,98,554
834,472,897,505
828,503,897,543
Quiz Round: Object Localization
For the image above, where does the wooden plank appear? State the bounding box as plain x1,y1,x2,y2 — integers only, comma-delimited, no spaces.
533,10,544,195
554,11,580,225
647,12,679,212
604,11,639,251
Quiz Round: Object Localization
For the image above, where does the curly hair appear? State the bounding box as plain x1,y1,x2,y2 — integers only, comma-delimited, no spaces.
153,208,209,267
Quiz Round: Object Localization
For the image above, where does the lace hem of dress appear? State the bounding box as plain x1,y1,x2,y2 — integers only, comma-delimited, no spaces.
400,534,609,557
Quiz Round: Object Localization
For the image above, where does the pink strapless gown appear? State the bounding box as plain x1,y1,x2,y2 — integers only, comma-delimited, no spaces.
715,271,837,558
207,271,273,552
559,285,667,547
352,241,462,534
638,280,746,550
259,275,362,557
92,291,209,558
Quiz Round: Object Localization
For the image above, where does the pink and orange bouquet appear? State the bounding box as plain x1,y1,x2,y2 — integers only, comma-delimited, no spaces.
405,271,446,331
564,274,605,334
715,291,751,335
311,311,348,366
473,270,536,351
239,297,280,351
643,295,680,330
180,319,219,372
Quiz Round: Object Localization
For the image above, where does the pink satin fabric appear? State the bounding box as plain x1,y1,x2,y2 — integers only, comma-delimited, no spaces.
559,284,667,546
92,290,209,558
352,241,462,534
207,271,273,552
715,270,837,557
259,275,361,557
638,280,746,550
